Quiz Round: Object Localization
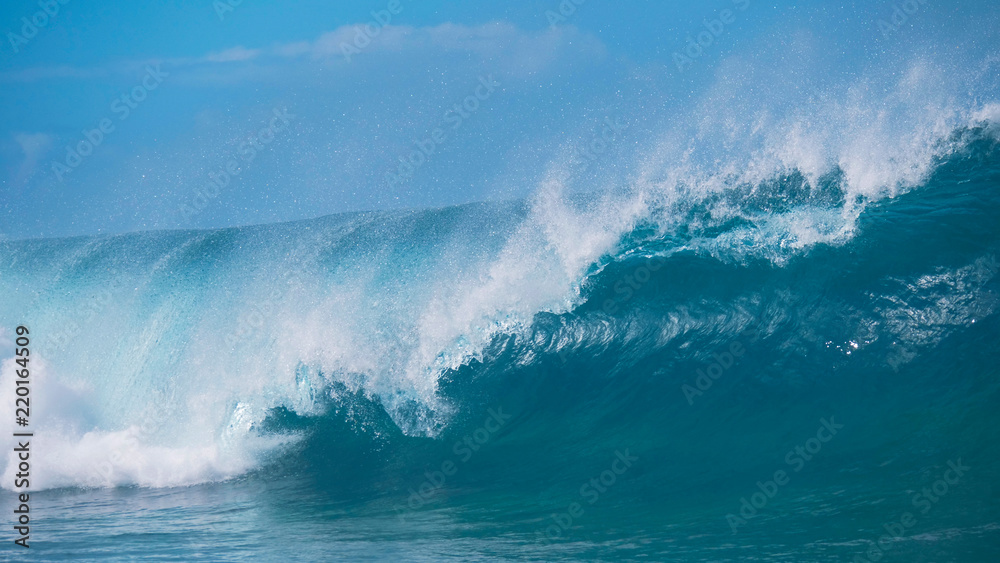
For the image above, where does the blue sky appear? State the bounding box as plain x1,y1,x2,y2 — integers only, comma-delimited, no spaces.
0,0,997,239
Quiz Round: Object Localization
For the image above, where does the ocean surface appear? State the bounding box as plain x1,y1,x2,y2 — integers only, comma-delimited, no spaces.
2,111,1000,561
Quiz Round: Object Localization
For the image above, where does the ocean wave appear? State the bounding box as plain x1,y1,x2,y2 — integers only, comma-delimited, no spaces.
1,105,998,490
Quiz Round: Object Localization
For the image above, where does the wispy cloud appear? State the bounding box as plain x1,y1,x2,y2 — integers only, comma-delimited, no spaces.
0,22,606,83
203,46,263,63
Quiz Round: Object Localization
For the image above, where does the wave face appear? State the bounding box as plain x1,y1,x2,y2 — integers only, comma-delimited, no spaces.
2,111,1000,558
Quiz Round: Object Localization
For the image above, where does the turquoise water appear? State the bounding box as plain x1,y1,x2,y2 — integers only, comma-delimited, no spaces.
1,131,999,561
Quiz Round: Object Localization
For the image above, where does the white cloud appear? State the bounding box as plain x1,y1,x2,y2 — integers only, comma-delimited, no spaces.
284,22,606,75
0,22,606,83
203,46,263,63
